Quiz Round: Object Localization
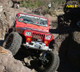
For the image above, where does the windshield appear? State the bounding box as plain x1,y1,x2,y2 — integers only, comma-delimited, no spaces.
18,14,48,27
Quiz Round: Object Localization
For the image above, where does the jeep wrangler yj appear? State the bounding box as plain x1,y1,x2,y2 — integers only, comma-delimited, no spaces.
3,13,59,72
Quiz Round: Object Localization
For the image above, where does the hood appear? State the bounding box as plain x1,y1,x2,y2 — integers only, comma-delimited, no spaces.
15,22,49,32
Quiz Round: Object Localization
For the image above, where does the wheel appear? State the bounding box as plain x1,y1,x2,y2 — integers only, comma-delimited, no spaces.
33,51,60,72
3,32,22,55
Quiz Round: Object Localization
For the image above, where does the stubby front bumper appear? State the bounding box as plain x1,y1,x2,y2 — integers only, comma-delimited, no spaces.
23,41,52,51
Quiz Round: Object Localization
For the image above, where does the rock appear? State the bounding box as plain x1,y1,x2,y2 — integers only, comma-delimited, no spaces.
8,0,13,7
0,6,3,13
73,31,80,44
0,18,4,38
14,3,20,9
55,34,69,51
0,46,32,72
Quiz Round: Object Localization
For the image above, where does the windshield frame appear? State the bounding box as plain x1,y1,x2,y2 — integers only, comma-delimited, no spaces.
18,14,48,27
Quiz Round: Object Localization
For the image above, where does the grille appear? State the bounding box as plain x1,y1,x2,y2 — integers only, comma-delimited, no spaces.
32,33,45,42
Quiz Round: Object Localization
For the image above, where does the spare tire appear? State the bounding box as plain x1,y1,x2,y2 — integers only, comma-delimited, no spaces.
3,32,22,55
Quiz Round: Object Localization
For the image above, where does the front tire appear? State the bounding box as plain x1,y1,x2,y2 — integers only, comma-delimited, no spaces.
3,32,22,55
34,51,60,72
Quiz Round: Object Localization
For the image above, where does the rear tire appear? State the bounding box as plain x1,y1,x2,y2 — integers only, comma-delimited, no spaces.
3,32,22,55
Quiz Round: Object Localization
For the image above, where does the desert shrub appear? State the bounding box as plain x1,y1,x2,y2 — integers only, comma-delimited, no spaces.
20,0,46,9
20,0,66,15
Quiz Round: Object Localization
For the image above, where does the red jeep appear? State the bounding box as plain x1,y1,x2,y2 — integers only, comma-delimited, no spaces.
3,13,59,72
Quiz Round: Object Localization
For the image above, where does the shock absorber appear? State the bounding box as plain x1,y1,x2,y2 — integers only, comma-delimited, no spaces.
39,52,49,64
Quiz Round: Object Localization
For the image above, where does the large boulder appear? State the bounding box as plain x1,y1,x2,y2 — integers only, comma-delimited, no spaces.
0,46,32,72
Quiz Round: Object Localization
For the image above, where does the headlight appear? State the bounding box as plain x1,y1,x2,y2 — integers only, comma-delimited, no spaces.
25,32,31,36
45,35,51,40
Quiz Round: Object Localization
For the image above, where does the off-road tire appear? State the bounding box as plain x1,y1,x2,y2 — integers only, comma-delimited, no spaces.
37,51,60,72
49,51,60,72
3,32,22,55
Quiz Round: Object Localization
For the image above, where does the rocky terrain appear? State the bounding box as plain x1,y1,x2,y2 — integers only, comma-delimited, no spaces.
0,0,61,72
1,0,80,72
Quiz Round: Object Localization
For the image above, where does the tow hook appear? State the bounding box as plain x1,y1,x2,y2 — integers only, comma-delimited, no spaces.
39,52,49,64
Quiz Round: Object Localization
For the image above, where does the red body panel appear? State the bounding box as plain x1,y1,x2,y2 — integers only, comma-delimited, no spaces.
15,22,49,32
15,13,54,46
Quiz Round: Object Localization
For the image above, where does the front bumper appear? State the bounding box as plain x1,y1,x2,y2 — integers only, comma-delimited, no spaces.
23,41,52,51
